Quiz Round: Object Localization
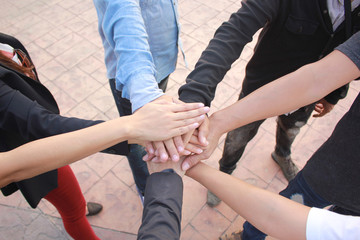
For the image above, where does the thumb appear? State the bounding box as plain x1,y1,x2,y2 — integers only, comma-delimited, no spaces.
182,154,203,171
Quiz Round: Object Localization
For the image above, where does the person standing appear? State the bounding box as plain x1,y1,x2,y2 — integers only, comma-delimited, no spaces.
93,0,182,199
179,0,360,208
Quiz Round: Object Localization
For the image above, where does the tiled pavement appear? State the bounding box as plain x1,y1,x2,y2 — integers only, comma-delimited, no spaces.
1,0,359,239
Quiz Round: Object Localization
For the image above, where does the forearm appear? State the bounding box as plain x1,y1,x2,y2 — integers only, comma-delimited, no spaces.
211,50,359,135
178,0,279,105
101,0,162,111
186,163,309,240
0,117,131,187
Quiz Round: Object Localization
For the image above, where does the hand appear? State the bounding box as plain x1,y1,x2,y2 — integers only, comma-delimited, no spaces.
147,156,186,177
181,114,223,171
313,98,334,117
128,99,210,143
143,98,209,162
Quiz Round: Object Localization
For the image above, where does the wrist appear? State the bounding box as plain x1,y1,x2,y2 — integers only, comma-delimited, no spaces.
209,112,226,136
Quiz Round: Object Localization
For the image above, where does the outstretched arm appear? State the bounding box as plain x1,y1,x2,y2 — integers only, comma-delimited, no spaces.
186,163,309,240
182,47,360,169
0,101,209,188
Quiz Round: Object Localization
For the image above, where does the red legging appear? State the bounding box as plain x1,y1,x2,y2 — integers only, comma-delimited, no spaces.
44,166,100,240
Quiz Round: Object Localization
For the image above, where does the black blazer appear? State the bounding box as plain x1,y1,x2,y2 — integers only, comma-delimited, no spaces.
0,33,128,208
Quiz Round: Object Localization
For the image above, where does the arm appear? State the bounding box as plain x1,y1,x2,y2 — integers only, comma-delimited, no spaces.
0,81,128,155
182,46,360,169
94,0,163,112
186,163,309,240
138,157,185,240
178,0,280,106
210,50,360,135
0,101,208,188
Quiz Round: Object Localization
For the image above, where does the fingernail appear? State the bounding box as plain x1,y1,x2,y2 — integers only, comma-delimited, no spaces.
143,155,148,161
183,162,190,171
178,146,184,152
172,155,179,162
161,153,168,160
199,115,205,119
198,103,204,107
201,137,206,144
196,149,203,154
183,150,191,155
204,106,210,112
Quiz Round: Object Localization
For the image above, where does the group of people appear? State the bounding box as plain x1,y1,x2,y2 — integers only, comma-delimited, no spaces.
1,0,360,239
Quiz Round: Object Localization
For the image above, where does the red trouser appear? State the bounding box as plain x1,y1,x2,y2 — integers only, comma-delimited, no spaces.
44,166,100,240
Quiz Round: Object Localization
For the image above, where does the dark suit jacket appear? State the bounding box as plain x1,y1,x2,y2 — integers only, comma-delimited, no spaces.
138,171,183,240
0,33,129,208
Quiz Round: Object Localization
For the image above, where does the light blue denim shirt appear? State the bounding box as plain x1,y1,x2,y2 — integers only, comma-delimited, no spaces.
93,0,180,112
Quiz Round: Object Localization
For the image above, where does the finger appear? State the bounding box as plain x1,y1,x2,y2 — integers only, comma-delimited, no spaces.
184,143,204,155
175,122,200,136
145,141,154,155
188,134,202,145
173,107,210,121
171,102,206,112
182,154,204,171
182,131,194,145
143,153,156,161
164,138,180,162
154,141,168,162
198,118,209,146
173,135,185,153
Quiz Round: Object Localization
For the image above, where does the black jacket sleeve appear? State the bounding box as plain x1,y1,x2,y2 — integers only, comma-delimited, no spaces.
178,0,280,106
137,172,183,240
0,81,128,155
324,84,349,105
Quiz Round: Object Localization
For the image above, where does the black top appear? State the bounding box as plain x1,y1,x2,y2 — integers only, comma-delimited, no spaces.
0,33,129,208
179,0,360,106
303,32,360,213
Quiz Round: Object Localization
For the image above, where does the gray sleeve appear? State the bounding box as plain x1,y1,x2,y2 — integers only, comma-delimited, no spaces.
335,31,360,70
137,172,183,240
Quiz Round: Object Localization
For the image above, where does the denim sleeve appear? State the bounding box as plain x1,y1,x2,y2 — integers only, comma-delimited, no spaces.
96,0,163,112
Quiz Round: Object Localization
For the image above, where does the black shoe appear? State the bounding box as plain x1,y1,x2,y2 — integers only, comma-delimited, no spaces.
86,202,103,216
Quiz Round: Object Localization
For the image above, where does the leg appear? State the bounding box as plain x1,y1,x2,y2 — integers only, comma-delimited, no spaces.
208,93,265,207
241,171,331,240
44,166,100,240
219,92,265,174
272,104,315,181
219,120,265,174
109,78,149,194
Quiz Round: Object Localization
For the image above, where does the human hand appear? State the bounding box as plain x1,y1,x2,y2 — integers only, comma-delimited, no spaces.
147,156,186,177
181,114,223,171
313,98,334,117
143,98,208,162
128,99,210,143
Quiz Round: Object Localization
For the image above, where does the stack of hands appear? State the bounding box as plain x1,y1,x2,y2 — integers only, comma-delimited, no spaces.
138,94,224,174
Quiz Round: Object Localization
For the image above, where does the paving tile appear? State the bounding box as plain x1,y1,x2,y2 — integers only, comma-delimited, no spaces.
181,225,207,240
1,0,358,239
190,204,231,240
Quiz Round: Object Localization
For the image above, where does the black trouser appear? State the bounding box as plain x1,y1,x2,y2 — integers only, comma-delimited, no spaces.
219,92,315,174
109,77,169,193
